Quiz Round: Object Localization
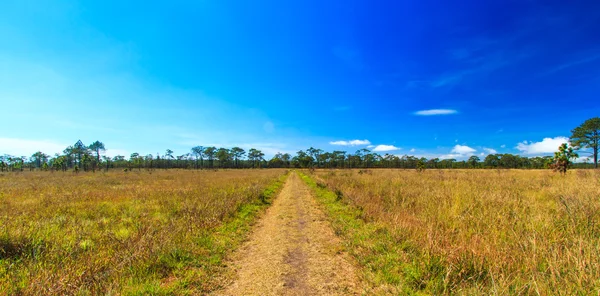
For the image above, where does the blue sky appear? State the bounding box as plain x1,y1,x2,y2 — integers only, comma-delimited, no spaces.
1,0,599,160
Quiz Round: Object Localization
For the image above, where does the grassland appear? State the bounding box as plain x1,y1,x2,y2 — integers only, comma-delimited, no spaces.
302,169,600,295
0,169,287,295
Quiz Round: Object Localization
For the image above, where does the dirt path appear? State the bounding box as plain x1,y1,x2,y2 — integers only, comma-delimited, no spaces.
214,172,363,296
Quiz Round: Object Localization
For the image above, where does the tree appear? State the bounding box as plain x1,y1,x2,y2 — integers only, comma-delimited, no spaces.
73,140,87,168
550,143,578,174
204,147,217,168
306,147,323,167
248,148,264,168
31,151,49,169
82,153,92,172
88,141,105,164
281,153,291,167
570,117,600,168
216,148,231,168
191,146,204,169
294,150,313,168
484,154,500,168
102,155,111,171
332,151,346,168
165,149,174,168
130,153,141,171
468,155,480,168
230,147,245,168
269,153,286,168
416,158,426,172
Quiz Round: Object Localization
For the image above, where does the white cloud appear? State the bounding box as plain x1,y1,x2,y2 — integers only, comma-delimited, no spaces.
329,139,371,146
0,138,67,156
367,145,375,148
410,148,416,153
439,153,463,160
500,144,506,148
516,137,569,155
372,145,401,152
414,109,458,116
438,144,477,160
451,144,476,155
483,147,497,154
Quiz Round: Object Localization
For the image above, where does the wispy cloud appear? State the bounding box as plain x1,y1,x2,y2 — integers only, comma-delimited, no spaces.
414,109,458,116
430,75,463,88
372,145,401,152
329,139,371,146
544,53,600,75
516,137,568,155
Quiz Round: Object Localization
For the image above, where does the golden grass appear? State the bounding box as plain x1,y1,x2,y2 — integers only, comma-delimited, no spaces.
0,169,287,294
309,169,600,294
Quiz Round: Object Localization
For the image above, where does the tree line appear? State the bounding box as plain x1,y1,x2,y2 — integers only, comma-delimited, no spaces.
1,117,598,172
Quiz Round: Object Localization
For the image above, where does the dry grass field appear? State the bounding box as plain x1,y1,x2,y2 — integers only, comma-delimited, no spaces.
0,169,287,294
2,168,599,295
305,169,600,295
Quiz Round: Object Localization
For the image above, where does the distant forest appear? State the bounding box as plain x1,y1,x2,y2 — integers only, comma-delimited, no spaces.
2,117,598,172
0,139,597,172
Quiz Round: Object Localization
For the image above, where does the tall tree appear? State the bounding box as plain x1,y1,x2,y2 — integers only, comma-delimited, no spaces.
468,155,480,168
216,148,231,168
281,153,291,167
130,153,141,170
570,117,600,168
88,141,106,164
231,147,246,168
31,151,49,169
484,154,500,168
204,147,217,168
306,147,323,167
165,149,174,168
73,140,87,168
191,146,204,169
248,148,264,168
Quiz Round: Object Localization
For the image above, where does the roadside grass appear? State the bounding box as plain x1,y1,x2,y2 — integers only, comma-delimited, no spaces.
300,169,600,295
0,169,287,295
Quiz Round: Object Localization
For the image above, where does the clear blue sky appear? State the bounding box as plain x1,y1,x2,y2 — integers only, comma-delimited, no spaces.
1,0,599,160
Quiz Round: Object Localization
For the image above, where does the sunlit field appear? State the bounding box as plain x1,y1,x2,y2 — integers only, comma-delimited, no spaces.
0,169,287,294
307,169,600,294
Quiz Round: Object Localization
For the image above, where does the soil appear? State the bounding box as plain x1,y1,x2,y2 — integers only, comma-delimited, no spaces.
214,172,363,295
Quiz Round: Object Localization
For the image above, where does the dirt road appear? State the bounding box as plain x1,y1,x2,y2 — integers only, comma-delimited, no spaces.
215,172,363,295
